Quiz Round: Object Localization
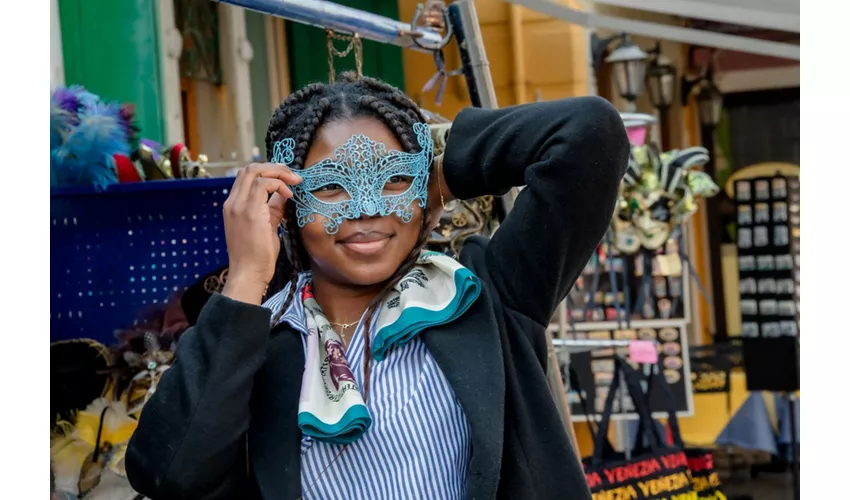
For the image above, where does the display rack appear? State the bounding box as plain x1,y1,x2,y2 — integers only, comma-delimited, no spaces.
552,333,694,423
548,226,696,423
551,338,685,460
733,173,800,392
552,229,694,333
50,178,233,344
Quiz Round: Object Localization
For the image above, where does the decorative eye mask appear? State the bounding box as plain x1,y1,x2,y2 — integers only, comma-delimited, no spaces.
272,122,433,234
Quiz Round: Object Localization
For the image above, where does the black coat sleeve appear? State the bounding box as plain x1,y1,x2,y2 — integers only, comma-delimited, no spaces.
126,294,271,499
443,96,629,328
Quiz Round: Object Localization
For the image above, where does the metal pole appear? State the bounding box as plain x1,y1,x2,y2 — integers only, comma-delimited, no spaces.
617,370,631,460
700,122,728,341
447,0,497,109
787,394,800,500
658,107,670,151
448,0,519,214
210,0,444,51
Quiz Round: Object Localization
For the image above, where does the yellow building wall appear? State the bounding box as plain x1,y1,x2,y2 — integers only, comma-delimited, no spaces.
397,0,590,118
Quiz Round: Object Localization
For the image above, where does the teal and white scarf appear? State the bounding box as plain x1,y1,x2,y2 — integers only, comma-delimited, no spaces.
297,251,481,444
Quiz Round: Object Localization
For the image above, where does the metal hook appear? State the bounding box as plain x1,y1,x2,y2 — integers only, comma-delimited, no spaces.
409,1,453,51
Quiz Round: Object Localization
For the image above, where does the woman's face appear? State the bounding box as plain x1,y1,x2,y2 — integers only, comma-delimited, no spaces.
297,116,423,287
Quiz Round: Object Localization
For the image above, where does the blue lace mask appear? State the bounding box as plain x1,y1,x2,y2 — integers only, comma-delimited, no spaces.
272,122,433,234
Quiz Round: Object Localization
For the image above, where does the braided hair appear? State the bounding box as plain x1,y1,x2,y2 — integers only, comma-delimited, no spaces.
265,73,431,397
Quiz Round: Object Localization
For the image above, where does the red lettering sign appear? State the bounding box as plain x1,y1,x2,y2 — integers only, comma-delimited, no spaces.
660,452,688,470
687,452,714,472
586,471,602,488
602,458,663,484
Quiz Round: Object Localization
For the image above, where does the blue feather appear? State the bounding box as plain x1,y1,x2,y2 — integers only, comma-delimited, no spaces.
68,85,100,113
55,102,130,191
50,100,74,151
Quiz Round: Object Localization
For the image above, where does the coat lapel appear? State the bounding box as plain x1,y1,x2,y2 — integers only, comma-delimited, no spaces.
249,325,304,498
422,283,506,500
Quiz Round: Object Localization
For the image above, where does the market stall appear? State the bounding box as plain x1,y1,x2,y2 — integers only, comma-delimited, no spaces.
50,3,791,499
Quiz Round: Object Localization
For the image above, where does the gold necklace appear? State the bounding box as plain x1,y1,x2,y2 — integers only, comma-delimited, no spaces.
328,320,358,330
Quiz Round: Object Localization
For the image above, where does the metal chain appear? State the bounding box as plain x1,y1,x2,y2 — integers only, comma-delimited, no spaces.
326,30,363,82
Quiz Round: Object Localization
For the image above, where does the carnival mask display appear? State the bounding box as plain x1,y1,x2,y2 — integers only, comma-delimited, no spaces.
613,144,719,254
422,121,500,256
272,122,433,234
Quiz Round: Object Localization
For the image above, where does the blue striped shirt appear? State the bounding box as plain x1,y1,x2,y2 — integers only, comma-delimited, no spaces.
265,277,472,499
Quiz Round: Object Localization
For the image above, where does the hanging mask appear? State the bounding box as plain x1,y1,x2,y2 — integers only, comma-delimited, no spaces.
635,197,673,250
272,122,433,234
658,147,709,194
685,170,719,198
612,217,641,254
614,143,718,253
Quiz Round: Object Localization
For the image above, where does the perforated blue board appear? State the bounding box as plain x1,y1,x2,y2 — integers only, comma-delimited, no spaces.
51,178,234,344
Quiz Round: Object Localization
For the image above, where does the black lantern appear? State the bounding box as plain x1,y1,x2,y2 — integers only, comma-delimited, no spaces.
605,36,648,105
646,46,676,110
695,77,724,127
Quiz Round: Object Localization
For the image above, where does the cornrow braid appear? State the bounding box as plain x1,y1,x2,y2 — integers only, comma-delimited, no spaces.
270,102,331,325
270,210,304,327
359,76,426,125
292,98,332,169
263,73,435,357
358,96,418,152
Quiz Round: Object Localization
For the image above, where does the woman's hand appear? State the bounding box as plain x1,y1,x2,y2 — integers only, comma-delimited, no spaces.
426,154,453,231
221,163,302,305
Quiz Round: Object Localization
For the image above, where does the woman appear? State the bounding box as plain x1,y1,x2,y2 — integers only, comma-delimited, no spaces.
126,73,629,499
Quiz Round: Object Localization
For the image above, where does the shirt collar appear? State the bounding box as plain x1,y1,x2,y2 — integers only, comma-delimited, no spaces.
262,272,311,332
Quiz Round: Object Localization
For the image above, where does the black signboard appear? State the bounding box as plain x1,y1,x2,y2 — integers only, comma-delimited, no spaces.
734,175,800,392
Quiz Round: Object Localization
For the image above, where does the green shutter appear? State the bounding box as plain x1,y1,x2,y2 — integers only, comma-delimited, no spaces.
58,0,165,144
286,0,405,91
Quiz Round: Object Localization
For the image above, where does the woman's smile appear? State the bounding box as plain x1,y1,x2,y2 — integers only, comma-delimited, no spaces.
337,229,394,257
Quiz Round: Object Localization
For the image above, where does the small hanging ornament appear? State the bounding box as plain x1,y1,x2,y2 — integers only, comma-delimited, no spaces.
326,30,363,83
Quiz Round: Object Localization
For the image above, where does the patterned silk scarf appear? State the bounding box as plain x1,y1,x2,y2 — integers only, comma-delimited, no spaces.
297,251,481,444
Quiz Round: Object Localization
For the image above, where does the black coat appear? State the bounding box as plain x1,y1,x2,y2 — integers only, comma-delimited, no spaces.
126,96,630,499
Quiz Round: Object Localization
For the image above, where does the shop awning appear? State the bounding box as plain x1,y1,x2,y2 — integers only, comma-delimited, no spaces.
590,0,798,33
506,0,800,60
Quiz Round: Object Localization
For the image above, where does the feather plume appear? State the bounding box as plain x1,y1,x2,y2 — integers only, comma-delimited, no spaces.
55,103,130,191
52,86,84,114
52,85,99,116
74,86,100,112
51,100,76,150
51,110,69,151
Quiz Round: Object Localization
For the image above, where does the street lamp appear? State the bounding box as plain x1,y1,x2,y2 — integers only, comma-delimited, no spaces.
645,43,677,149
646,44,676,110
695,76,724,127
592,33,648,110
